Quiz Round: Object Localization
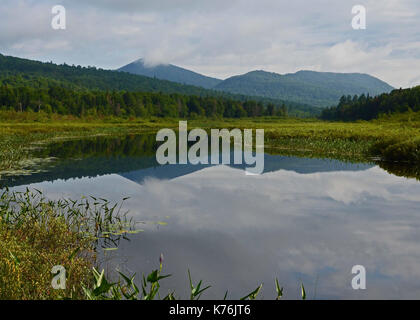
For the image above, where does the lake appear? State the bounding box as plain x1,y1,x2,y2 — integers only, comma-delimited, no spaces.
2,134,420,299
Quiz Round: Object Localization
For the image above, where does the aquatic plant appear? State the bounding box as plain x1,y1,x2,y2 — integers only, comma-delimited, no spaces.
81,260,306,300
0,188,137,299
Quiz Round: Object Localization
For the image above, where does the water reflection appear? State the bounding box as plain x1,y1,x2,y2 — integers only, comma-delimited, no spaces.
2,133,419,185
3,135,420,299
7,167,420,298
378,162,420,181
0,134,373,187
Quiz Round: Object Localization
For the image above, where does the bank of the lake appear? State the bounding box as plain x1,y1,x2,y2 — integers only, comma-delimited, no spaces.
1,114,420,175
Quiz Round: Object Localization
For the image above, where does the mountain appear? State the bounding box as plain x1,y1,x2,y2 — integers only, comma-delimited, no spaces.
0,54,320,117
118,59,222,89
214,70,394,107
1,53,394,111
0,53,217,96
117,59,394,108
0,53,322,117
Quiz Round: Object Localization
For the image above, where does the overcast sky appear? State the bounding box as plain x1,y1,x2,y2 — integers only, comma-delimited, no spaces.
1,0,419,88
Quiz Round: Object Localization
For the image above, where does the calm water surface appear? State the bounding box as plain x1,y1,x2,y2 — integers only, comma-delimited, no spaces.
2,134,420,299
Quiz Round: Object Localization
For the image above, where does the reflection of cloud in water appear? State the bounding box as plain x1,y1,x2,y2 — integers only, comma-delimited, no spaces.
11,165,420,299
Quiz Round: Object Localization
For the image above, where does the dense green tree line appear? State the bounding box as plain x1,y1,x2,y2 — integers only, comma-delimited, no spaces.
0,53,317,117
0,84,288,118
321,86,420,121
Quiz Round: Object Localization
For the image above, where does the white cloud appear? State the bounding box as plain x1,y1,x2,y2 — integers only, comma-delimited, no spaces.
0,0,419,87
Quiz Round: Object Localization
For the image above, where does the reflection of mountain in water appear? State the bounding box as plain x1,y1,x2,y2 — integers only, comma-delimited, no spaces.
121,154,373,185
0,134,376,187
1,152,373,188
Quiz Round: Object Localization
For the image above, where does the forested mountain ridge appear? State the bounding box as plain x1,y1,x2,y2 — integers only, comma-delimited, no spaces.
214,70,394,107
117,57,394,108
321,86,420,121
118,59,222,89
0,53,318,117
0,53,216,94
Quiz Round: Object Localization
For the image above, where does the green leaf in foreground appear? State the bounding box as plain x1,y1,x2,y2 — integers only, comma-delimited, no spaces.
240,284,263,300
188,269,211,300
8,250,20,265
301,283,306,300
103,247,118,251
275,278,283,300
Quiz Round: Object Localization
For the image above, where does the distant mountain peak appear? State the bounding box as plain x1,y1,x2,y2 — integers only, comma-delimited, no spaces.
119,57,393,108
118,58,222,89
246,69,274,75
133,58,170,68
215,69,394,107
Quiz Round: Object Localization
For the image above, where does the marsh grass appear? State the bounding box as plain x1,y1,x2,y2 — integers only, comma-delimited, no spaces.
1,115,420,174
0,188,137,299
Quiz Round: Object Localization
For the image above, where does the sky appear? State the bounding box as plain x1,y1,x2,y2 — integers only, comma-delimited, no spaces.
0,0,419,88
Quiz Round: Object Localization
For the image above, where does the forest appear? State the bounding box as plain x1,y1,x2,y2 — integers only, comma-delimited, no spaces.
0,84,288,118
321,86,420,121
0,54,315,117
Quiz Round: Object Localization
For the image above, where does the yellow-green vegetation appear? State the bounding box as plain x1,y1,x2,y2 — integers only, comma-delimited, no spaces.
0,192,94,299
0,188,134,299
2,112,420,176
0,214,93,299
192,115,420,163
0,113,174,173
